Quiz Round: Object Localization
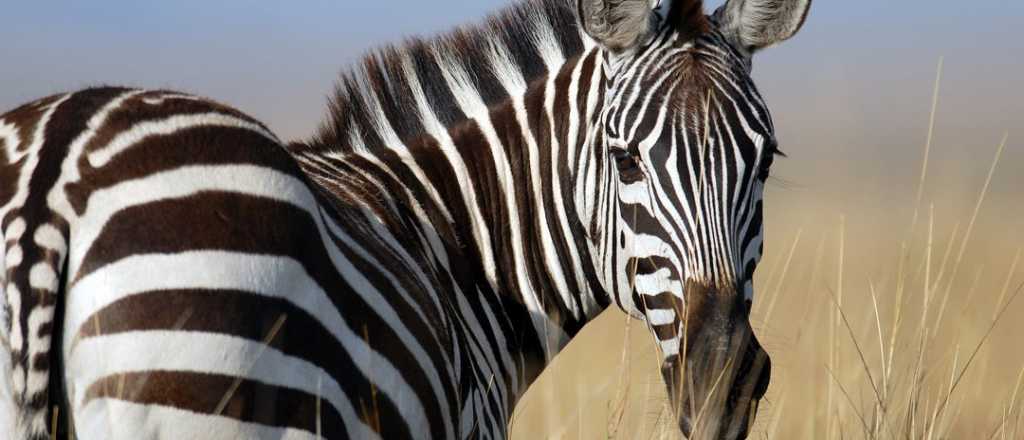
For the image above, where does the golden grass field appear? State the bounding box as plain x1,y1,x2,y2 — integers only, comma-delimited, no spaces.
511,64,1024,439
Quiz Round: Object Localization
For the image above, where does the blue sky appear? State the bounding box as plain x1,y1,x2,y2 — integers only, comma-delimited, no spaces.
1,0,1021,198
3,0,1021,137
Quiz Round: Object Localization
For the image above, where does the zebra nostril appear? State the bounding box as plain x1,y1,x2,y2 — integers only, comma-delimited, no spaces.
678,413,694,438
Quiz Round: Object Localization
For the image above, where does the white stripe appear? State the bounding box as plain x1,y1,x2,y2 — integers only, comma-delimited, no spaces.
10,365,23,396
87,112,278,168
0,118,22,165
28,263,57,291
646,308,677,327
634,267,677,297
481,34,526,97
4,245,21,269
528,8,566,73
140,93,210,106
3,218,25,243
32,223,65,253
77,398,366,440
5,284,22,352
659,337,680,357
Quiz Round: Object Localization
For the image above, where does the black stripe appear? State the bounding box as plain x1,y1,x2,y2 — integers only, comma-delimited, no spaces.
84,371,352,439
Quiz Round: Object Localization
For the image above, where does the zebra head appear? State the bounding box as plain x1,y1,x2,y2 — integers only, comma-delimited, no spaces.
578,0,811,437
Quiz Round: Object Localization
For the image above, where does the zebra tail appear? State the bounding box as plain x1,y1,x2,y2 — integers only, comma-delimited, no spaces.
1,95,73,440
1,256,13,440
2,189,69,440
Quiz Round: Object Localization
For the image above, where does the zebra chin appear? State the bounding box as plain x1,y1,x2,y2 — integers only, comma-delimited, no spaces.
659,281,771,440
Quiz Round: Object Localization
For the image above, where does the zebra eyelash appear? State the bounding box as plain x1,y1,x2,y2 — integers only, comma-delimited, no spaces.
764,136,783,156
757,137,783,180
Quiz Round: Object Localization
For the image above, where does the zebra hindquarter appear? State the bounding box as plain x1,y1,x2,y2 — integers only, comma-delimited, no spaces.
1,87,353,439
61,185,346,439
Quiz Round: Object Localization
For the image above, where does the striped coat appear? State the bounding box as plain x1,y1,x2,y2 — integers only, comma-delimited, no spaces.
1,0,812,438
2,86,548,438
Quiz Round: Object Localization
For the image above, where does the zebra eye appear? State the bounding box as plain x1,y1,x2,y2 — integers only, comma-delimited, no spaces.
609,145,644,183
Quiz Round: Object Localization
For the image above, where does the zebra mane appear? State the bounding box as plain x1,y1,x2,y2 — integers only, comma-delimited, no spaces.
309,0,587,152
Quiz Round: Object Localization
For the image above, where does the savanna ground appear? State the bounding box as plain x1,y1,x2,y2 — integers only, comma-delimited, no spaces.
512,63,1024,439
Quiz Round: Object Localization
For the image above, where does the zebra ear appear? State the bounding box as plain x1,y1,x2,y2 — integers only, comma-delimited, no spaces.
714,0,812,53
577,0,658,52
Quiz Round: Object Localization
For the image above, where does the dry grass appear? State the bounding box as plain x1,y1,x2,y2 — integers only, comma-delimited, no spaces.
511,61,1023,439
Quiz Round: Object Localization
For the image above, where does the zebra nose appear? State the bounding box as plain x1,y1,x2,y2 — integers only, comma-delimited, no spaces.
669,279,770,439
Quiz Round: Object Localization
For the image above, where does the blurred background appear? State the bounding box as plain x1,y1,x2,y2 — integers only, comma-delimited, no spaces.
3,0,1021,438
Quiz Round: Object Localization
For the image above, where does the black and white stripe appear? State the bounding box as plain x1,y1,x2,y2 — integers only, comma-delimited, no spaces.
1,0,812,439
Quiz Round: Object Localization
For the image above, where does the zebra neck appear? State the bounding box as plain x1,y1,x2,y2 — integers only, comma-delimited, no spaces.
403,48,612,351
393,46,617,405
303,47,616,389
292,1,621,408
295,0,618,353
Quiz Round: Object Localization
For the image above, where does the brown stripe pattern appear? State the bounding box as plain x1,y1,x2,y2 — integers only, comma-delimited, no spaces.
0,0,813,439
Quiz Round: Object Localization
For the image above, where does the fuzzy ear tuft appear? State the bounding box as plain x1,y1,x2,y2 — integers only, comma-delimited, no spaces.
579,0,710,52
714,0,812,53
578,0,658,52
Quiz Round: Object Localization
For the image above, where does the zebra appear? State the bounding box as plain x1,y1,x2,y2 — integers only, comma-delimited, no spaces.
0,0,812,438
